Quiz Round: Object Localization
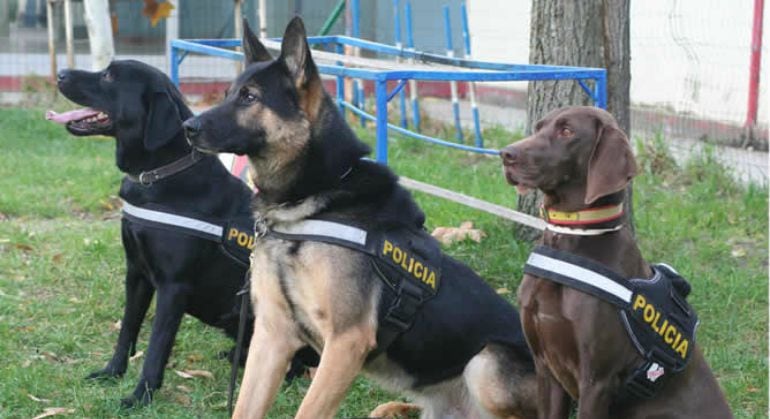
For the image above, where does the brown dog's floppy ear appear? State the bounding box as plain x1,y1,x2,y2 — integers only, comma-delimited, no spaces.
584,125,638,204
144,91,183,151
279,17,322,120
242,18,273,65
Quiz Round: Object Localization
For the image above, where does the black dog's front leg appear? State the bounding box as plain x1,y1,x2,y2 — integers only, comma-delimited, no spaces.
87,265,153,380
121,283,188,408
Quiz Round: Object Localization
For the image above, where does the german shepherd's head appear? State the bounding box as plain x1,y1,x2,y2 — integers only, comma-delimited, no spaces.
184,17,370,204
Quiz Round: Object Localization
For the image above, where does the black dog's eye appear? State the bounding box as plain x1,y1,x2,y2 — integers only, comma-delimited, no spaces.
238,87,257,105
558,127,574,138
102,71,113,82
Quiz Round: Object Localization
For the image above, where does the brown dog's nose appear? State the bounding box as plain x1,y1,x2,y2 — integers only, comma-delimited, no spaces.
500,146,519,165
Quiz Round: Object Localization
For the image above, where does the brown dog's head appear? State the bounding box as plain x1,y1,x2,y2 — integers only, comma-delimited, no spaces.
500,106,637,207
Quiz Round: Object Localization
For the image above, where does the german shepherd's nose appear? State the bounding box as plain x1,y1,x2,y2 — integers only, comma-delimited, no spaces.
182,117,201,141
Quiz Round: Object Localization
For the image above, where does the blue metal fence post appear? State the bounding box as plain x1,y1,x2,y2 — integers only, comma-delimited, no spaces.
394,0,408,129
375,79,389,165
351,0,366,127
460,2,482,147
335,43,345,117
170,42,180,87
405,2,421,132
596,71,608,109
443,5,463,143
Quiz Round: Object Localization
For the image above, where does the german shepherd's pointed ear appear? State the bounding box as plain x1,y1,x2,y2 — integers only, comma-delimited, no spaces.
242,18,273,65
584,125,638,204
279,17,323,120
144,90,183,150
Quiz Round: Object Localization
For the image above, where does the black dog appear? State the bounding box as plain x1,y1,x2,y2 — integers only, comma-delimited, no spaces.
50,60,312,407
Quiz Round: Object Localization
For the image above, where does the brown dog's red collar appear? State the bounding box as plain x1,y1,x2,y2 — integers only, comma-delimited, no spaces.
541,203,624,226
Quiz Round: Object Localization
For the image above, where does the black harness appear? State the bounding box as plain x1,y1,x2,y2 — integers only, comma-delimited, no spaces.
524,245,699,399
121,200,255,268
267,217,442,359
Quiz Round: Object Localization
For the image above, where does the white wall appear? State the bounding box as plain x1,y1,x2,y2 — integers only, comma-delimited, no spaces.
467,0,768,126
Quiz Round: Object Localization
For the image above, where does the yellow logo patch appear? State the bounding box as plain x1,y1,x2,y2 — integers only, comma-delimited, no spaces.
632,294,689,359
227,228,256,250
382,239,437,290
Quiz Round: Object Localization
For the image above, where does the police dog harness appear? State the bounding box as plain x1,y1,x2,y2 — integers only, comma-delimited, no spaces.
267,218,441,359
524,245,699,399
121,200,255,267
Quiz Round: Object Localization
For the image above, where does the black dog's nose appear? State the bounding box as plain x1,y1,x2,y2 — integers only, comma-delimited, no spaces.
57,70,70,83
500,146,519,165
182,118,201,140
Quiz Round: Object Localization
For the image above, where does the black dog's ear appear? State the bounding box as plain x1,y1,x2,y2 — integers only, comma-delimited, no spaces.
279,17,323,121
242,18,273,65
584,125,638,204
144,91,183,151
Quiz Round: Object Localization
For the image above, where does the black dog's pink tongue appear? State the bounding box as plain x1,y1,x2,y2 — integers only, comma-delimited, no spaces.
45,108,100,125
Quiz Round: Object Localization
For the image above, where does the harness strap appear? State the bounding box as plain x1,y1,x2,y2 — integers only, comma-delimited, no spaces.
524,245,632,307
125,150,203,186
121,200,223,240
266,218,436,359
272,219,368,247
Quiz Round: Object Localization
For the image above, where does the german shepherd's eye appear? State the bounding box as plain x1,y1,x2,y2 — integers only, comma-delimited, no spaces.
238,87,257,105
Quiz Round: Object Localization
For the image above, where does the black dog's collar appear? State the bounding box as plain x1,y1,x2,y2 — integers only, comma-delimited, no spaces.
125,150,203,186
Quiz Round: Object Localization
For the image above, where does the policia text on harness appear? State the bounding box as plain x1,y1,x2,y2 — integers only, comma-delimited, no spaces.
263,215,530,386
524,245,699,399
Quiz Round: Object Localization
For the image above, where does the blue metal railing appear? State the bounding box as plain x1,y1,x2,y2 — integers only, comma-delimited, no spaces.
170,35,607,165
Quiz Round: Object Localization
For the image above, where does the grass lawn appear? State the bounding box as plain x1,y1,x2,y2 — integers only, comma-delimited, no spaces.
0,107,767,418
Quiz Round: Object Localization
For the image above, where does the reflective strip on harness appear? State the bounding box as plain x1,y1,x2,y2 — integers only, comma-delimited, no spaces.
272,219,368,246
525,251,633,304
121,200,223,239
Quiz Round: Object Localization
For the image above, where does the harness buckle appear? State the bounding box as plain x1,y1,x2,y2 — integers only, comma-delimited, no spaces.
384,280,423,331
138,172,156,186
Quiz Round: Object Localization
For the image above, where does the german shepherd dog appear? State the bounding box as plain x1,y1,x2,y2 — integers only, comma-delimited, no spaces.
184,18,538,419
50,60,310,407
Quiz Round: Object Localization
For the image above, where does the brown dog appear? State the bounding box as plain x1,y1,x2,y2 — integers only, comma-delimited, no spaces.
500,106,732,418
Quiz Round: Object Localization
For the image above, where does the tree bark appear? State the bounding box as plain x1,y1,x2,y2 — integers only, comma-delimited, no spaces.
84,0,114,70
517,0,633,240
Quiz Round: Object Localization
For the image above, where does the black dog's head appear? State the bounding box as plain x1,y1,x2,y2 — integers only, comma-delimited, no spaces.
50,60,193,169
184,17,370,202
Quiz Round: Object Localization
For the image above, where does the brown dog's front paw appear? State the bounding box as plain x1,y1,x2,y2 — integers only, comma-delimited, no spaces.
368,401,421,418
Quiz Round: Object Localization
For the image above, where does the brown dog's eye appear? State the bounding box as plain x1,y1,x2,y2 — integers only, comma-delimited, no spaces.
558,127,574,137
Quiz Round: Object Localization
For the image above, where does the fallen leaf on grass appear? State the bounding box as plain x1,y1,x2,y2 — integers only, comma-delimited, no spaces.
175,369,214,379
22,359,32,368
13,243,34,252
27,394,52,403
431,221,486,246
32,407,75,419
52,253,63,264
130,351,144,362
176,384,192,393
174,393,192,406
496,288,510,295
731,247,747,258
110,319,122,331
187,353,204,363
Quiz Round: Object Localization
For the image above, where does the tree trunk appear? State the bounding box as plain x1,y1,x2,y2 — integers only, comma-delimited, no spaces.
83,0,114,70
517,0,633,240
